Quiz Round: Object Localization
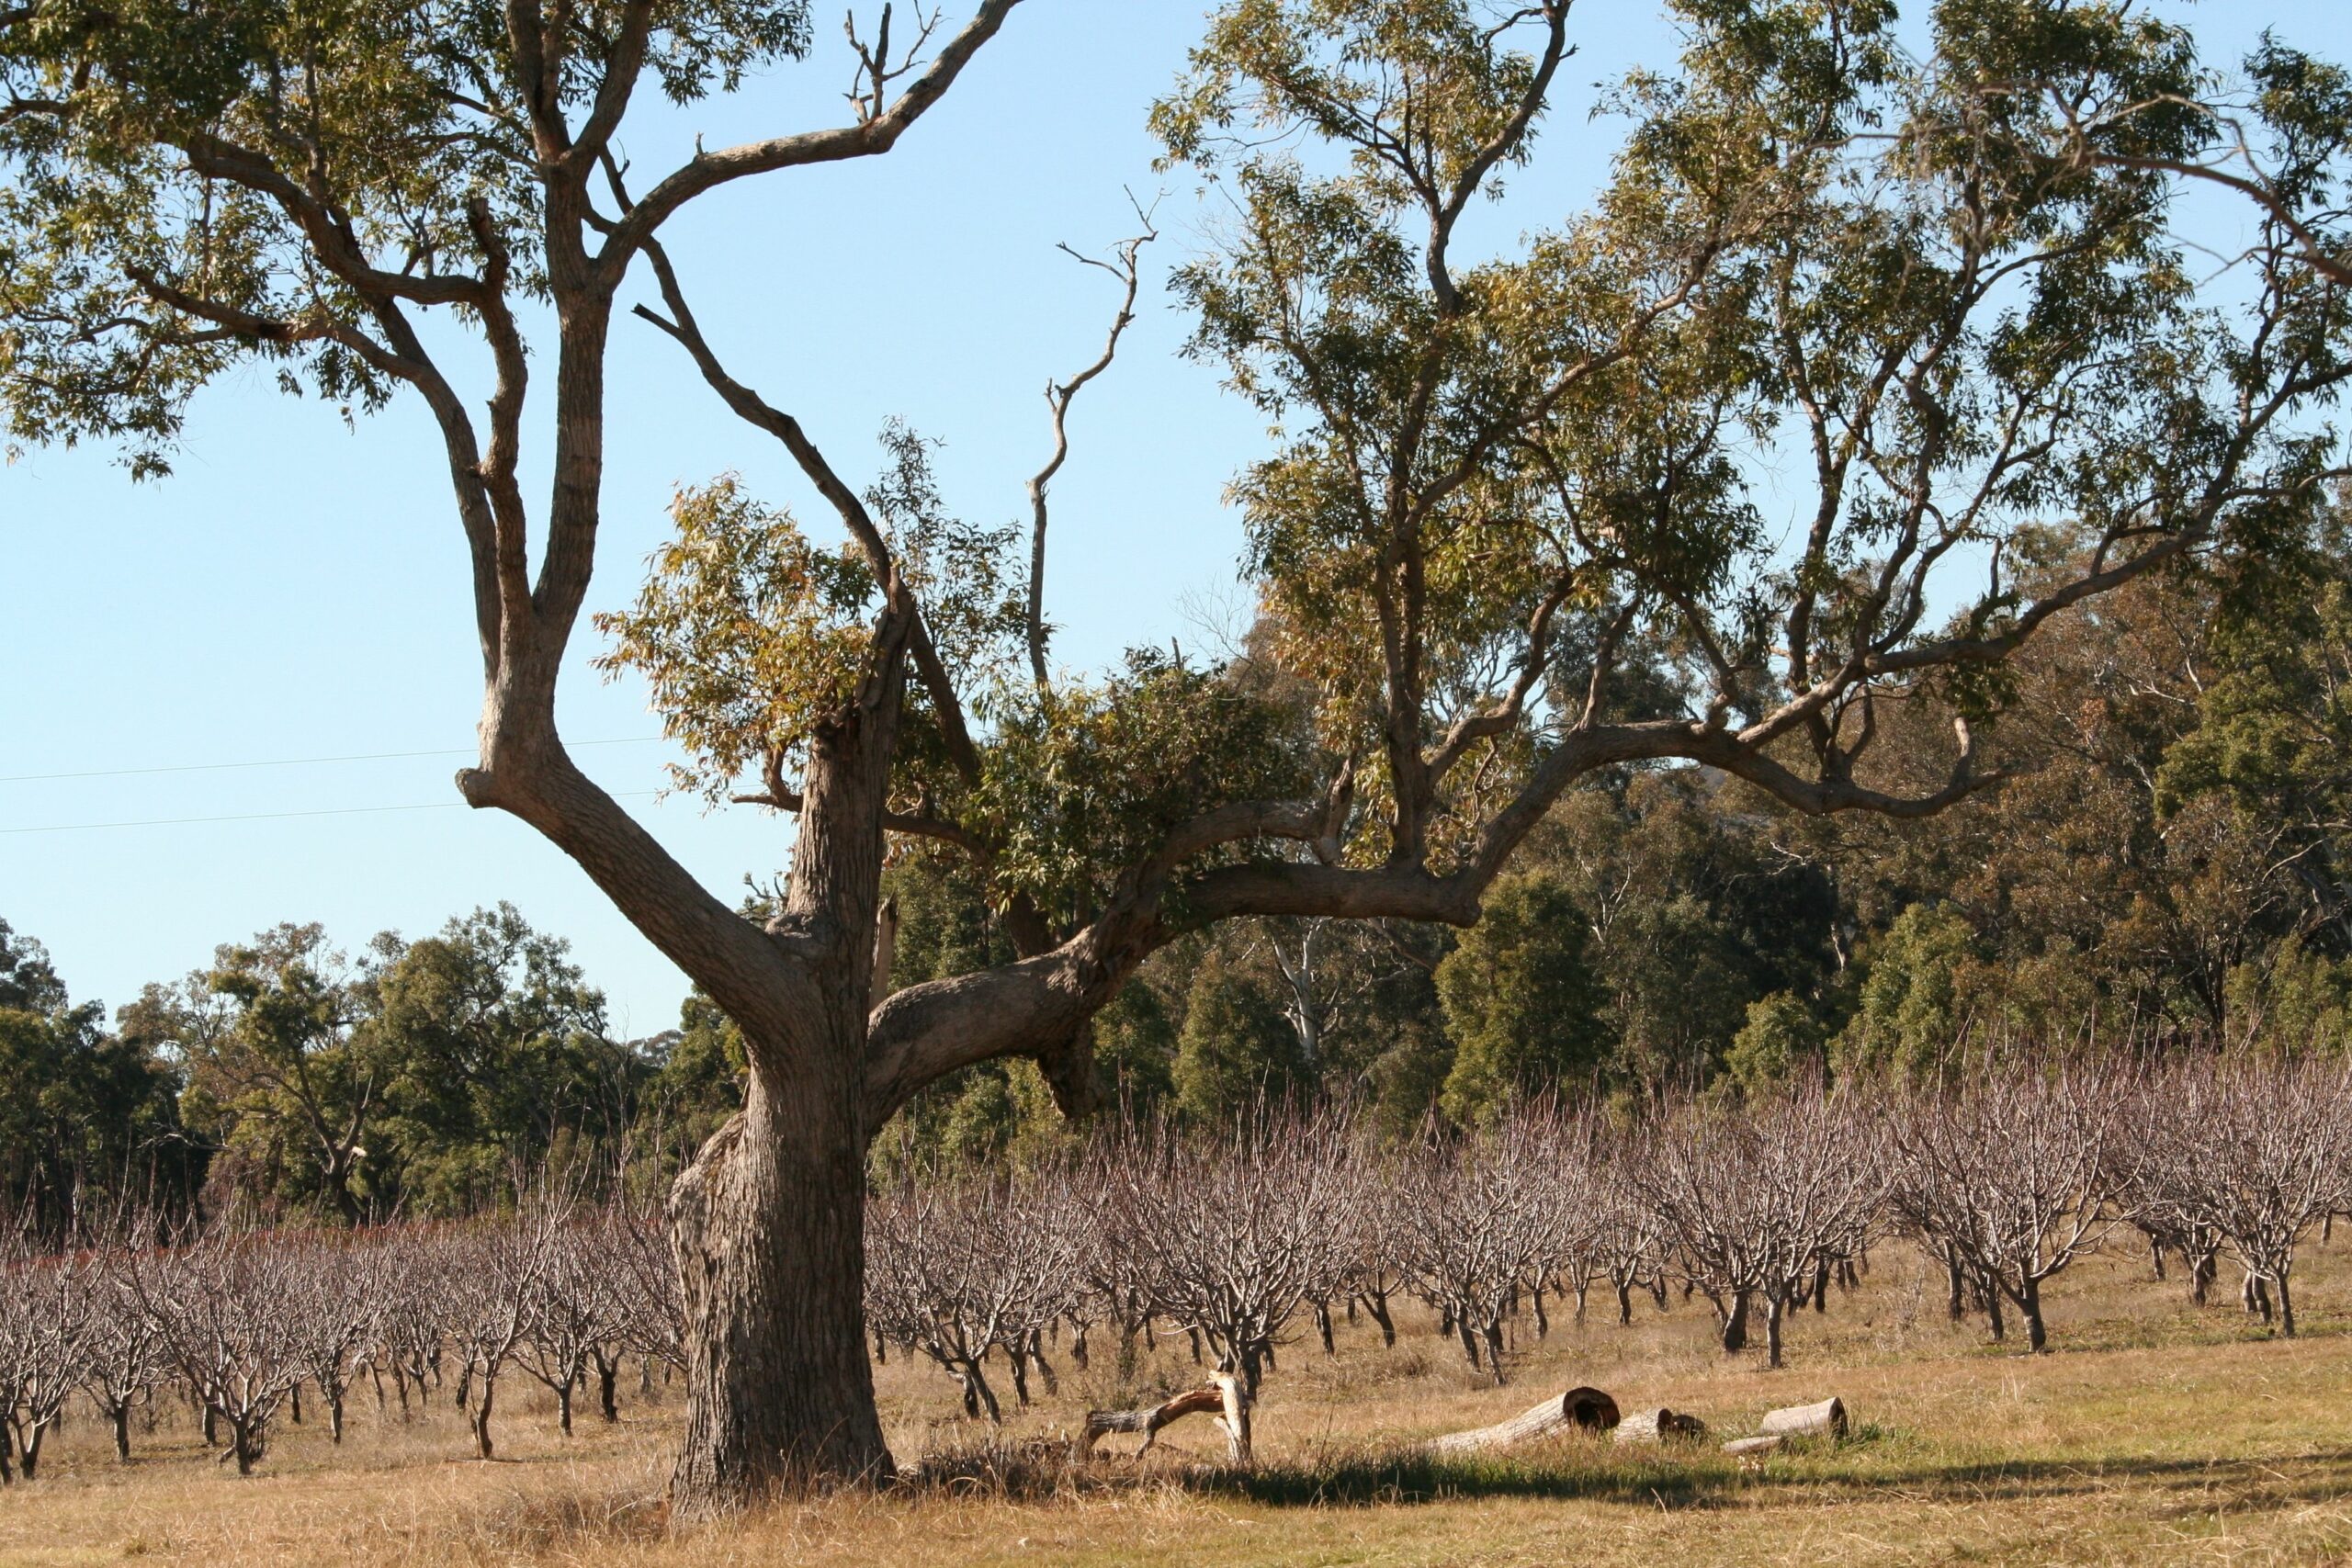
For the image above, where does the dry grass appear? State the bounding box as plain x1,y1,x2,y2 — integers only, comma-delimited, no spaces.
7,1239,2352,1566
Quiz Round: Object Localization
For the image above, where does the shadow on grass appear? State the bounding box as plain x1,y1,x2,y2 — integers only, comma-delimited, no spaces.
958,1439,2352,1515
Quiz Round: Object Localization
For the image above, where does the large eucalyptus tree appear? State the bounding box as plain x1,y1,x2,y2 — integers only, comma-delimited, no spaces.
6,0,2348,1509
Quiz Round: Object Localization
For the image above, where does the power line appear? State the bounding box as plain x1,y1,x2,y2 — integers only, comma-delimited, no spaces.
2,791,662,836
0,736,665,786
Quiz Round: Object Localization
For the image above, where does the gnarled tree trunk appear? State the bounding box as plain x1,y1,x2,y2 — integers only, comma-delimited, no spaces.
667,1049,890,1510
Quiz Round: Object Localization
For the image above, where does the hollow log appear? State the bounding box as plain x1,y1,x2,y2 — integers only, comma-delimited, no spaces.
1080,1373,1253,1464
1614,1407,1706,1444
1723,1435,1783,1457
1758,1397,1847,1440
1428,1386,1621,1453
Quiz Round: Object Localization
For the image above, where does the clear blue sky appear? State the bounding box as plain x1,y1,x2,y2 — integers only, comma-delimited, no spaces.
0,0,2329,1038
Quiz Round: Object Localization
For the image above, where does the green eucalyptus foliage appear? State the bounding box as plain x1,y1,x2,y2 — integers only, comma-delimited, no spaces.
0,0,812,472
368,903,639,1214
0,919,194,1232
1724,989,1825,1098
1832,902,1982,1082
1173,944,1304,1125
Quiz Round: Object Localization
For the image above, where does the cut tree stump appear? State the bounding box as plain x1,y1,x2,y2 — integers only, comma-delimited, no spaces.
1428,1386,1621,1453
1080,1373,1254,1464
1613,1407,1707,1444
1758,1397,1847,1440
1722,1435,1783,1457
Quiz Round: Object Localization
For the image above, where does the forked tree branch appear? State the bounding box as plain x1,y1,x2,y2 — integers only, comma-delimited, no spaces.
1026,200,1157,689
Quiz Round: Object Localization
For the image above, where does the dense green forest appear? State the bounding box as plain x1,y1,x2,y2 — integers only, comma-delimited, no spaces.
7,504,2348,1225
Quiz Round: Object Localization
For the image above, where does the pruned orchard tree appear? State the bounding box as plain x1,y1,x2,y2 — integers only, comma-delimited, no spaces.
0,1216,97,1482
278,1228,390,1444
865,1167,1084,1423
1389,1110,1555,1382
1101,1104,1365,1393
80,1227,170,1463
120,1225,310,1474
1890,1066,2124,1353
8,0,2351,1506
2119,1055,2352,1337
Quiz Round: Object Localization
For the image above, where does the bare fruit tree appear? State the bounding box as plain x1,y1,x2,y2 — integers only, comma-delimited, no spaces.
2120,1055,2352,1337
0,1219,97,1482
81,1228,169,1463
1102,1106,1366,1393
515,1203,634,1434
122,1226,309,1474
281,1229,392,1444
1388,1111,1556,1382
444,1213,549,1460
1891,1068,2125,1354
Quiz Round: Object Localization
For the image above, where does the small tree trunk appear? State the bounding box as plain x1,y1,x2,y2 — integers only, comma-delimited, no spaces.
1719,1291,1751,1354
1615,1279,1634,1325
1363,1292,1396,1348
111,1401,132,1462
1216,1373,1253,1465
2020,1278,2048,1354
961,1362,1002,1424
2276,1271,2296,1337
1764,1292,1786,1369
1945,1247,1966,1323
1313,1298,1336,1355
288,1381,302,1425
472,1374,498,1460
1810,1258,1829,1314
202,1402,218,1447
1008,1346,1033,1408
598,1359,620,1422
329,1391,345,1445
557,1379,574,1435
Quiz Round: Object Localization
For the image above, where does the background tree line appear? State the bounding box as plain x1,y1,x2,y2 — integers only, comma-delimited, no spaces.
21,484,2340,1225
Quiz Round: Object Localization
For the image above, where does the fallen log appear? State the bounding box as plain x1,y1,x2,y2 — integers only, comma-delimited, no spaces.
1613,1406,1707,1444
1758,1397,1846,1440
1722,1434,1782,1457
1428,1386,1621,1453
1080,1373,1254,1464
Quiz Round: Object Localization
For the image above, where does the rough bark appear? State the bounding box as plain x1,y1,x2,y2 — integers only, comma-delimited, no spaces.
666,1068,890,1510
